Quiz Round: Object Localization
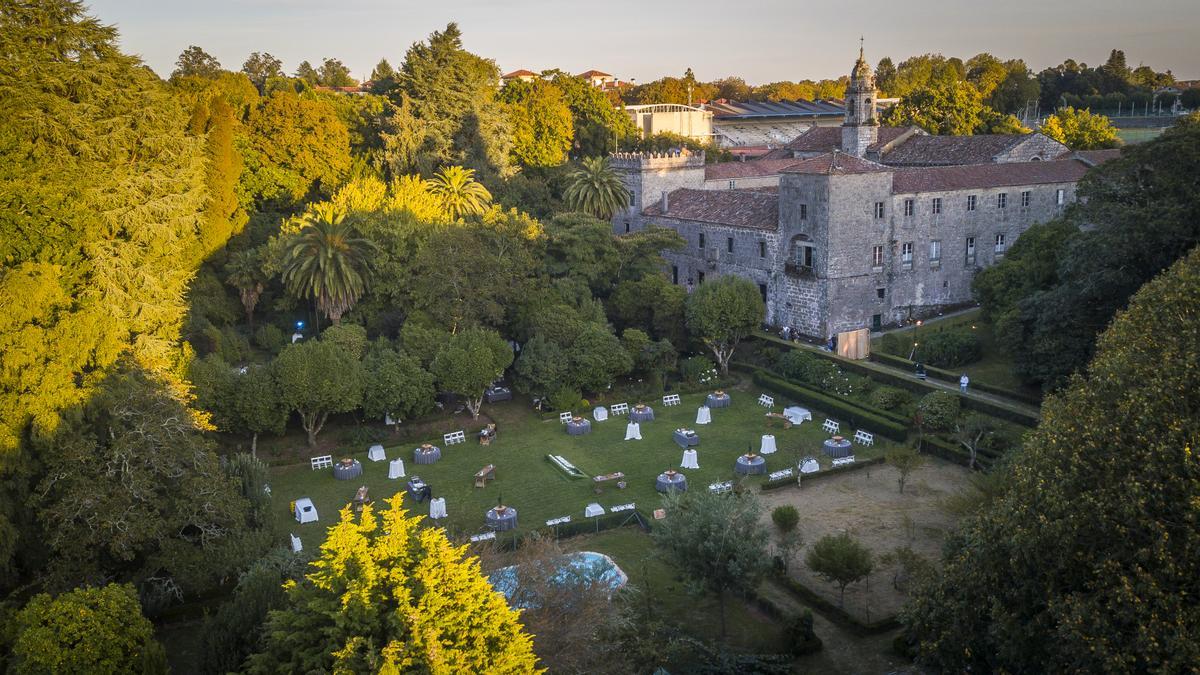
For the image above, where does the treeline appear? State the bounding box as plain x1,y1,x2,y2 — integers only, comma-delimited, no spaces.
622,68,848,105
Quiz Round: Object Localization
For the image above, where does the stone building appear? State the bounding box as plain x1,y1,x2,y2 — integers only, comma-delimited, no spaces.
612,48,1114,339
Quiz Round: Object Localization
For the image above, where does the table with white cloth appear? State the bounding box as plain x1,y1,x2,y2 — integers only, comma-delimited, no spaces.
735,454,767,475
695,406,712,425
566,417,592,436
655,470,688,493
388,458,406,480
783,406,812,425
705,392,731,408
413,444,442,465
624,422,642,440
629,404,655,422
822,436,853,459
593,406,608,422
429,497,448,520
485,506,518,531
680,449,700,470
333,459,362,480
760,434,778,454
672,428,700,448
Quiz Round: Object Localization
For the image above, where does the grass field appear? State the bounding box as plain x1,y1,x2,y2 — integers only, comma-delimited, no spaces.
270,385,889,551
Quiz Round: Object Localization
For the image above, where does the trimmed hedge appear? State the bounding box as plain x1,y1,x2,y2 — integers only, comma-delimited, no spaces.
870,350,1041,407
770,576,901,635
753,372,908,441
761,456,886,490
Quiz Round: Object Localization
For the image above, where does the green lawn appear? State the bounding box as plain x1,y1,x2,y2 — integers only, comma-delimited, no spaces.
270,387,889,551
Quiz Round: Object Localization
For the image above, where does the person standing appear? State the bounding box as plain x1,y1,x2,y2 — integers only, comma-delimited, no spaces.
960,373,969,393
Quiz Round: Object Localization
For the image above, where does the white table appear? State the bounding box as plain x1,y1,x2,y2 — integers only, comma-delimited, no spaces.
783,406,812,425
624,422,642,440
593,406,608,422
760,434,777,454
388,459,406,479
695,406,712,425
585,503,605,518
368,444,386,462
681,449,700,469
429,497,447,519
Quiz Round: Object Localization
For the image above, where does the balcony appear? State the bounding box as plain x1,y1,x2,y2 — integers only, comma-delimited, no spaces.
784,262,815,278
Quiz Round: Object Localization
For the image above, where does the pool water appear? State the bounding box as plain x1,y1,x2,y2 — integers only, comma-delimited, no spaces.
488,551,628,606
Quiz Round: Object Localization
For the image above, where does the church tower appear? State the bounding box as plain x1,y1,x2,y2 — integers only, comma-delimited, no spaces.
841,41,879,157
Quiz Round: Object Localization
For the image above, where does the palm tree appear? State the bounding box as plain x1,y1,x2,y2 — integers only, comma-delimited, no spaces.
225,248,267,327
424,165,492,220
281,204,374,325
564,156,630,220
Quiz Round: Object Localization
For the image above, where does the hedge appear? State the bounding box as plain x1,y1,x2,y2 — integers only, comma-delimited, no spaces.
769,576,901,635
761,456,886,490
753,372,908,441
870,351,1042,407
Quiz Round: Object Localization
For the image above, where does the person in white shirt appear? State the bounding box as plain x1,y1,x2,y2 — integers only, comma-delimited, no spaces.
960,374,969,393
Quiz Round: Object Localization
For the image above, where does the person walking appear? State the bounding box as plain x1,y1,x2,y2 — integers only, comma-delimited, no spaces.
960,373,969,393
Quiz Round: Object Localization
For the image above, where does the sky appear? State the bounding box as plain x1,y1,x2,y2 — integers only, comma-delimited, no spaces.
89,0,1200,84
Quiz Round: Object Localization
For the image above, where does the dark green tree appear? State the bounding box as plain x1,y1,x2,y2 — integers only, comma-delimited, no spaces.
805,532,874,607
172,45,222,80
563,157,630,219
317,57,357,87
431,328,514,419
684,275,765,373
274,339,364,446
281,205,375,324
361,346,435,429
242,52,283,92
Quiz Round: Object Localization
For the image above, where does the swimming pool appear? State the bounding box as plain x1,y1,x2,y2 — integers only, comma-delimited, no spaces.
488,551,628,605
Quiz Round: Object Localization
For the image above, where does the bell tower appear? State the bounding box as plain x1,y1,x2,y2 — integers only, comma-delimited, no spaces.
841,39,879,157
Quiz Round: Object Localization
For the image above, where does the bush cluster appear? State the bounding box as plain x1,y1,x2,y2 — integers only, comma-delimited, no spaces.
917,391,961,431
914,327,981,368
869,386,911,411
771,505,800,532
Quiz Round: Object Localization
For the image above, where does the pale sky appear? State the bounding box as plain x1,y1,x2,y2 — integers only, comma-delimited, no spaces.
89,0,1200,83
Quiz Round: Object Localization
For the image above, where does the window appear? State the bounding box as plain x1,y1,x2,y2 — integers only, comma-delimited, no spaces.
728,180,736,190
672,265,679,284
796,245,814,268
967,195,977,211
758,241,766,258
799,203,808,220
932,197,942,215
995,233,1006,253
874,202,885,219
697,271,705,284
966,237,977,264
871,245,884,268
758,283,768,302
698,232,705,249
1021,190,1031,208
1056,189,1065,205
904,199,914,217
997,193,1008,209
624,222,630,233
901,242,914,267
872,314,882,331
726,237,734,254
930,240,942,263
876,287,885,300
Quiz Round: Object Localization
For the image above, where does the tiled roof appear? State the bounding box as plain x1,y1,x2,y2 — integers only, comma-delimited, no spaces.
707,99,845,120
891,160,1090,193
784,125,912,153
1062,149,1122,166
879,134,1030,166
503,69,537,78
705,158,806,180
578,69,612,78
780,152,891,175
642,188,779,231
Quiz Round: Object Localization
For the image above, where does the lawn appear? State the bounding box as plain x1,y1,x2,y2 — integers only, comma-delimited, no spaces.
270,384,890,552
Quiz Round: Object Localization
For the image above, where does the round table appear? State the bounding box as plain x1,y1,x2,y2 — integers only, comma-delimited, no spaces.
706,392,731,408
486,506,518,531
413,445,442,465
655,471,688,493
734,454,767,475
630,405,655,422
672,429,700,448
566,418,592,436
333,459,362,480
822,437,853,459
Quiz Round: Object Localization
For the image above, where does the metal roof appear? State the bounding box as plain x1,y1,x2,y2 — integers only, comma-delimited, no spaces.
706,99,845,120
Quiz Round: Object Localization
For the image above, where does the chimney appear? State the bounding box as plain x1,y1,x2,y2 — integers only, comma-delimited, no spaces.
661,191,669,213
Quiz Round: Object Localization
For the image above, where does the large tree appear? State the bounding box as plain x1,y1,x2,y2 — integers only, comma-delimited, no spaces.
246,499,541,673
281,205,375,324
563,157,631,219
1040,106,1121,149
362,345,435,429
431,328,513,419
274,339,364,446
501,79,574,167
684,275,765,373
172,45,222,80
424,165,492,219
805,532,874,608
241,52,283,92
904,246,1200,672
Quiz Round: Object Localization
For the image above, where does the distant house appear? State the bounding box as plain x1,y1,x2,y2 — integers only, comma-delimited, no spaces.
579,69,617,90
501,69,539,85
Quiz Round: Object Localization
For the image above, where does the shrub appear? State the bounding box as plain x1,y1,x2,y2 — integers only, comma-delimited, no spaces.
254,323,287,355
549,387,583,412
777,350,862,395
785,610,823,655
917,391,961,431
679,355,716,385
771,505,800,532
914,327,981,368
870,386,911,411
879,332,904,356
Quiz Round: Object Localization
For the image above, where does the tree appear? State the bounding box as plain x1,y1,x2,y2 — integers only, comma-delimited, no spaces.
233,364,289,456
552,73,638,156
1040,106,1121,149
563,156,631,219
432,328,514,419
883,77,989,135
245,499,541,673
684,275,765,374
954,414,995,470
274,339,364,446
652,490,771,639
281,204,375,324
11,584,166,675
241,90,352,208
903,247,1200,673
362,346,435,428
295,60,318,85
320,323,368,359
916,391,960,432
425,165,492,219
242,52,283,92
805,532,874,607
885,444,926,493
501,79,574,167
316,57,357,87
567,322,633,392
172,45,222,80
225,248,269,326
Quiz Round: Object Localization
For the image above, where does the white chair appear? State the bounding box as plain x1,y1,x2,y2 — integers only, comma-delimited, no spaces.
624,422,642,441
681,449,700,469
760,434,777,454
610,402,629,416
832,456,857,468
289,533,303,553
310,455,333,470
593,406,609,422
444,430,466,445
853,430,874,446
662,394,681,406
367,445,386,462
758,394,775,408
388,459,406,480
695,406,712,425
822,419,840,434
559,411,573,424
769,469,794,481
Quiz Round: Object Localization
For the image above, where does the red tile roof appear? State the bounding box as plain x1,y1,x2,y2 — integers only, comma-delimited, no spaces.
784,125,913,153
780,152,891,175
891,160,1090,193
578,69,612,78
705,158,806,180
503,69,537,78
642,188,779,231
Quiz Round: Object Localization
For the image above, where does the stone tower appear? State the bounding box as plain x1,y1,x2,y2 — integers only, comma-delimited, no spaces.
841,42,879,158
608,149,705,232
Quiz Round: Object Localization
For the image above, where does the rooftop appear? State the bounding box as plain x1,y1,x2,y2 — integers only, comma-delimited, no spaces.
785,125,914,153
891,159,1091,193
642,188,779,231
705,158,807,180
707,99,844,120
879,134,1037,166
578,69,612,78
502,69,537,78
781,152,891,175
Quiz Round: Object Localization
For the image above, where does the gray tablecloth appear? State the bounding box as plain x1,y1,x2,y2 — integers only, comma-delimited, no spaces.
735,455,767,475
655,472,688,493
672,429,700,448
333,460,362,480
629,406,655,422
485,507,518,531
705,393,731,408
413,446,442,464
406,478,431,503
822,438,853,458
566,419,592,436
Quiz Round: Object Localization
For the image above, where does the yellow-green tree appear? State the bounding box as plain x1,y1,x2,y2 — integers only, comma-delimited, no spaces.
246,498,541,674
501,79,575,167
1039,106,1121,149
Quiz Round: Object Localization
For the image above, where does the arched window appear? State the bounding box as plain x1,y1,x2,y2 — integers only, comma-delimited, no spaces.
1031,156,1042,161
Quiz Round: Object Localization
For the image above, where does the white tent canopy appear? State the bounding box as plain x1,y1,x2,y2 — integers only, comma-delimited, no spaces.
294,497,318,524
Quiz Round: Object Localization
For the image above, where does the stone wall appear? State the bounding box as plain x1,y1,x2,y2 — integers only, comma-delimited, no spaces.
611,152,705,233
995,134,1069,162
